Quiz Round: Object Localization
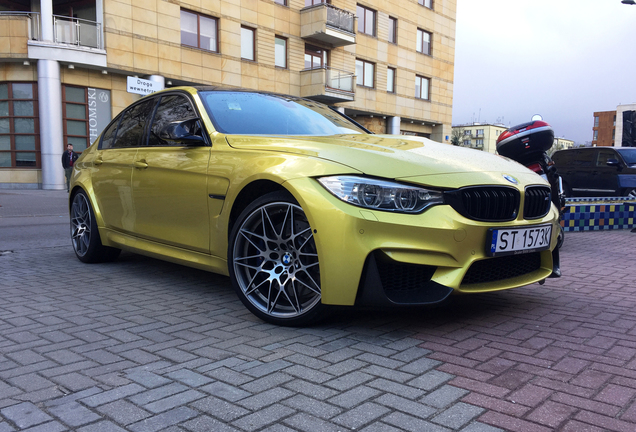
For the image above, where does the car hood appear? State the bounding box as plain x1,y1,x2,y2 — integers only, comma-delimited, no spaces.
226,134,544,188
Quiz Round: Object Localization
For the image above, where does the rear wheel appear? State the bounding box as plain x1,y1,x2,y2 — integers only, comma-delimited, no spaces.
228,191,324,326
622,188,636,199
70,191,121,263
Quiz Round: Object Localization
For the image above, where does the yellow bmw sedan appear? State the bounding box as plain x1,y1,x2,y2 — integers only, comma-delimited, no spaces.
70,86,561,326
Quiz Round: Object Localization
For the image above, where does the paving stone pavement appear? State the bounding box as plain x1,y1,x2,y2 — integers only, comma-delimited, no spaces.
1,191,636,431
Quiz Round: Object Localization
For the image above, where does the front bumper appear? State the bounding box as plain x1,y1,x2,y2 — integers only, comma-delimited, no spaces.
285,177,560,306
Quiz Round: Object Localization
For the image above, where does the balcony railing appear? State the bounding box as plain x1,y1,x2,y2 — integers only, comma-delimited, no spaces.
325,67,355,93
325,4,355,34
53,15,102,49
301,67,355,103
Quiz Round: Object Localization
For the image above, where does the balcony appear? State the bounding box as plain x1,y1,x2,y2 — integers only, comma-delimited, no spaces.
300,67,355,103
7,11,107,68
0,12,103,50
0,12,38,56
301,3,356,48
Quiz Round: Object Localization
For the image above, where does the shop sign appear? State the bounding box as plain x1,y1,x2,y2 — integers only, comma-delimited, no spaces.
88,88,111,144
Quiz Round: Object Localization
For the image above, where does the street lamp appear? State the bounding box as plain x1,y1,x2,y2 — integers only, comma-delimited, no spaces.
622,0,635,5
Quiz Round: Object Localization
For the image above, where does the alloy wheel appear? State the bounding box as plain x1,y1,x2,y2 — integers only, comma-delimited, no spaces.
71,193,92,257
232,201,321,319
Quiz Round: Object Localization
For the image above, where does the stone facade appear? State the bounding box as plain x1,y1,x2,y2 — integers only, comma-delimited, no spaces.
0,0,457,188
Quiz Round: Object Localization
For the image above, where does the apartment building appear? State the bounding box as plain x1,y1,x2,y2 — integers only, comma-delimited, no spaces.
452,123,507,154
453,123,574,155
0,0,457,189
592,110,616,147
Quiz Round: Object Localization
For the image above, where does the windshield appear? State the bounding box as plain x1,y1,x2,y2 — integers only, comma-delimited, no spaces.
617,148,636,165
199,91,366,135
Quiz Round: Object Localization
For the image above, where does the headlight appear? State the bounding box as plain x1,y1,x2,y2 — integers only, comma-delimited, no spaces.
318,175,444,214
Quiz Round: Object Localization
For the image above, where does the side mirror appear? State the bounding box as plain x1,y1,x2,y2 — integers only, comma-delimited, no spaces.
606,158,621,167
159,118,205,145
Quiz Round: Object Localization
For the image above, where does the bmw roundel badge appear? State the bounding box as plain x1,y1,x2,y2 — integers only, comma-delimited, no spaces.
502,174,519,185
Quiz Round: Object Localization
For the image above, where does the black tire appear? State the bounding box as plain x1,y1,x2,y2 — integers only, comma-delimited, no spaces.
622,188,636,199
228,191,325,326
70,191,121,263
556,225,565,249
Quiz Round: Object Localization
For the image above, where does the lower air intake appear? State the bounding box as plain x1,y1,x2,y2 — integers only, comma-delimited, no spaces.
461,252,542,286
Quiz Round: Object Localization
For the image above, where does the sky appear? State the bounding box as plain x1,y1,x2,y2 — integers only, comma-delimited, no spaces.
452,0,636,144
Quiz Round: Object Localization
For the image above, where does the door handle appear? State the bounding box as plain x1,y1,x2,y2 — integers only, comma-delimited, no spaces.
94,157,103,166
134,160,148,169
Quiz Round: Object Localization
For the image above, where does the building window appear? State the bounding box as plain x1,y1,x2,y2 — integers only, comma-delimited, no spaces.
356,4,376,36
415,75,430,100
275,36,287,68
180,9,218,52
475,139,484,147
275,0,287,5
0,82,40,168
62,86,91,153
614,115,616,126
593,130,598,141
305,0,328,5
356,59,375,88
463,140,470,146
241,26,255,61
476,129,484,136
388,17,397,43
387,67,396,93
417,29,431,55
419,0,433,9
594,116,599,127
305,44,328,69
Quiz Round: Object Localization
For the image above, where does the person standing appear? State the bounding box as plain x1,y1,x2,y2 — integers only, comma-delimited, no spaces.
61,144,78,192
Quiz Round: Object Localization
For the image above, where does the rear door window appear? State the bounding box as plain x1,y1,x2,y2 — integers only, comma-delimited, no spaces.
574,151,594,168
112,99,157,148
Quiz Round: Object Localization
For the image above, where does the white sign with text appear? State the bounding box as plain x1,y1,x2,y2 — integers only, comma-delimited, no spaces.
126,77,164,95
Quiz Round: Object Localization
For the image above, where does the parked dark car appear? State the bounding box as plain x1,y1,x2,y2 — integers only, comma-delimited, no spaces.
552,147,636,198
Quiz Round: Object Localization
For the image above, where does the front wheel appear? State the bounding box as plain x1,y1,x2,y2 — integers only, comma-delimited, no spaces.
556,225,565,249
228,191,325,326
70,191,121,263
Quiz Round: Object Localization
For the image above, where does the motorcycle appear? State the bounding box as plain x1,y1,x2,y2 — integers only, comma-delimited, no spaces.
496,118,564,277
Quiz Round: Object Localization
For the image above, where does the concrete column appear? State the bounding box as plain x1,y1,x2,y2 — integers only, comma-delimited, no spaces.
149,75,165,90
38,59,65,190
387,116,401,135
96,0,104,49
40,0,53,43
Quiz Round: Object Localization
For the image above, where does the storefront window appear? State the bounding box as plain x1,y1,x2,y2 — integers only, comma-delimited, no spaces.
0,82,40,168
62,86,112,152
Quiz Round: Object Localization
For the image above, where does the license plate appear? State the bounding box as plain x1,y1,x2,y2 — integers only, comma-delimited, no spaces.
488,225,552,257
